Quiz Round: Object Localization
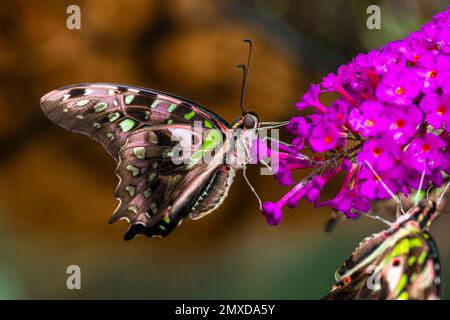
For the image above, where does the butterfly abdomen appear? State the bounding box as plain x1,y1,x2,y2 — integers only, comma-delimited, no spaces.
189,165,235,220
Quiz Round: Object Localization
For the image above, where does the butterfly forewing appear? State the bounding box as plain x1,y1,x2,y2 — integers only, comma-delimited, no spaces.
40,83,227,158
40,83,235,239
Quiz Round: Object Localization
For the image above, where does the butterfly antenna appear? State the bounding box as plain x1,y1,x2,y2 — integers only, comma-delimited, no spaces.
236,39,253,114
240,136,263,208
360,211,392,226
364,160,405,214
256,121,290,130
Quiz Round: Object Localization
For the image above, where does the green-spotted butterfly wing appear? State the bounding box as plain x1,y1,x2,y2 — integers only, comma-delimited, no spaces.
40,83,243,240
322,201,441,300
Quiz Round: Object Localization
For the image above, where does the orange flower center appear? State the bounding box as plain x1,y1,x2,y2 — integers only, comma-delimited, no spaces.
421,143,431,152
337,113,344,120
427,70,438,78
437,105,446,116
395,119,405,128
413,54,420,61
364,119,375,127
395,87,405,95
324,136,333,144
373,147,382,157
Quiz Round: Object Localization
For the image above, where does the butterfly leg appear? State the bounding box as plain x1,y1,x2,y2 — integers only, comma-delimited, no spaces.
242,164,263,209
396,204,401,219
262,135,293,147
364,160,405,214
356,210,392,226
259,159,273,173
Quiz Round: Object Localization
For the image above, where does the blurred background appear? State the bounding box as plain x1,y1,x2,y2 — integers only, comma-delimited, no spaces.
0,0,450,299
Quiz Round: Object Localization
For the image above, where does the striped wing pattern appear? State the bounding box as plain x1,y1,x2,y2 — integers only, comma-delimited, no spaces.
40,83,233,239
323,220,441,300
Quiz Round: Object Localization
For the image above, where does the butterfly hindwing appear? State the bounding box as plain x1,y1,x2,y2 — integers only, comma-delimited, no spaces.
41,83,235,239
111,125,228,236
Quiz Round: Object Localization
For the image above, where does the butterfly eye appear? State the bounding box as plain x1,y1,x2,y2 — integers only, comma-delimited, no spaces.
243,114,256,129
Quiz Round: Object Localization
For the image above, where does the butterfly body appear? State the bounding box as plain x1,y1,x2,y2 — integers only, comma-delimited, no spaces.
40,83,259,240
323,200,442,300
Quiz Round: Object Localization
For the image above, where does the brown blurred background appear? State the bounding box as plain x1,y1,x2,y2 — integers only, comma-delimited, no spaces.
0,0,449,299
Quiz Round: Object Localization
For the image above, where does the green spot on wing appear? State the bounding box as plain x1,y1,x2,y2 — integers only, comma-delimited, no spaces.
168,103,178,112
143,188,152,198
163,150,173,159
184,111,195,120
119,118,136,132
77,99,89,106
147,172,156,182
383,239,410,265
408,256,417,266
93,102,108,112
188,129,222,167
150,99,160,108
167,119,174,124
204,120,213,128
395,274,408,297
203,130,222,149
393,239,410,257
126,165,139,176
108,112,120,122
133,147,146,159
125,95,134,104
418,251,427,265
125,185,136,197
397,291,409,300
409,238,423,248
163,216,171,224
128,205,138,214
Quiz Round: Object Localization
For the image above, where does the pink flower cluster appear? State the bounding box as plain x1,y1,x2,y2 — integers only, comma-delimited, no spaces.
261,8,450,225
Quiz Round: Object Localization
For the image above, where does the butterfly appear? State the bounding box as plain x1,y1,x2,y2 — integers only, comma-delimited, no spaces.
322,191,447,300
40,41,264,240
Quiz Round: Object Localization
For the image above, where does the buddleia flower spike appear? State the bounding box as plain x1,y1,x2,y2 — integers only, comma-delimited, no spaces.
259,7,450,227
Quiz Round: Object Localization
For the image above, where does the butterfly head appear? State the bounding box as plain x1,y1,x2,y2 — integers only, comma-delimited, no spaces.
232,40,260,131
231,111,259,130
